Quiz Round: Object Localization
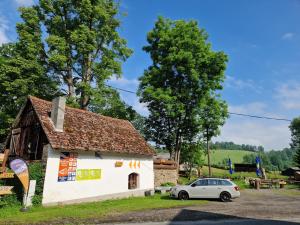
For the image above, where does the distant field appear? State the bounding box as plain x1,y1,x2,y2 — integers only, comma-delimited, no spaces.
207,149,255,165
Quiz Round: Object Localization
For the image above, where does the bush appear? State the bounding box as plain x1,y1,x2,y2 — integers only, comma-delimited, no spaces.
29,162,45,206
0,161,45,207
160,182,176,187
0,194,21,208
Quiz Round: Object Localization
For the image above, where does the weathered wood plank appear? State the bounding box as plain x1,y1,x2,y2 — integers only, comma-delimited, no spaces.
0,186,13,195
0,173,15,179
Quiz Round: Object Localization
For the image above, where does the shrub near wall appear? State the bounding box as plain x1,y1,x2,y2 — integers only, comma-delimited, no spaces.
29,162,45,206
0,161,45,207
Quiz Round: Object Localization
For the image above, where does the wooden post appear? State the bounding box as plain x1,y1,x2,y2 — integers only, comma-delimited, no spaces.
0,149,9,173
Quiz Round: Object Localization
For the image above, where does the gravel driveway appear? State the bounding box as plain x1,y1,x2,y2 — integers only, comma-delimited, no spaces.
95,189,300,224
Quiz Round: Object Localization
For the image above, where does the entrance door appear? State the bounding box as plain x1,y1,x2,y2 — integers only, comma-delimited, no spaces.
128,173,139,189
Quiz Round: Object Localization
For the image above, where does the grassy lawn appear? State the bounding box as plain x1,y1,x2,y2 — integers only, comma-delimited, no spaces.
207,149,255,165
0,194,207,225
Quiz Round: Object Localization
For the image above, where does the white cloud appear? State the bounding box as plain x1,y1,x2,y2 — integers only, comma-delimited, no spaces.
15,0,34,6
225,75,262,93
214,102,291,150
282,32,295,40
276,82,300,109
109,75,139,86
214,118,290,150
0,17,9,45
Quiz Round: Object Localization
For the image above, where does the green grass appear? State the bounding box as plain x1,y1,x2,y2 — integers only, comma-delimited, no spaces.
0,194,207,225
208,149,255,165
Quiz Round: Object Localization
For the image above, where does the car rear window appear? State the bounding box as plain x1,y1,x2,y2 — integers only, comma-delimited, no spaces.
218,180,232,186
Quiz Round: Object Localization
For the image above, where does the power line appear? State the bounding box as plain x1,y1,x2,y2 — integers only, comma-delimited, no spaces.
228,112,291,122
105,83,292,122
105,84,136,94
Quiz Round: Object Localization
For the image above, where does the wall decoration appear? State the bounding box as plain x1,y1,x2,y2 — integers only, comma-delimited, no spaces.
115,161,123,167
76,169,101,181
129,160,141,169
58,152,78,182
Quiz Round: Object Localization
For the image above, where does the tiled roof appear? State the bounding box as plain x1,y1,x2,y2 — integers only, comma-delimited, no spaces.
28,96,154,156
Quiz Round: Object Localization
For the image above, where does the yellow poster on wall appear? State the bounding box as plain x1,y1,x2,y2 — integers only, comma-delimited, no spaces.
76,169,101,181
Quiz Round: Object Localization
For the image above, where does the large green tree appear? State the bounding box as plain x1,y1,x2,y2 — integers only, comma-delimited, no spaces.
138,17,228,166
0,7,58,142
180,142,205,179
290,117,300,167
38,0,132,109
200,95,228,177
0,0,135,142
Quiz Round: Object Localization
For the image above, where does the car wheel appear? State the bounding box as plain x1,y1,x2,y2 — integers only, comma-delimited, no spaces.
178,191,189,200
220,192,231,202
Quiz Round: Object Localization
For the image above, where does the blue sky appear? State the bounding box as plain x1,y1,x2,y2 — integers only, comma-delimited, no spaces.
1,0,300,150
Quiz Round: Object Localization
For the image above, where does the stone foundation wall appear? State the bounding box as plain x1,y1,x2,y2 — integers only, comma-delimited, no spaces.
154,169,178,187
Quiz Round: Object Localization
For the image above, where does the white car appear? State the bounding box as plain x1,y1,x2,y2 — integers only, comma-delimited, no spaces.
170,178,240,202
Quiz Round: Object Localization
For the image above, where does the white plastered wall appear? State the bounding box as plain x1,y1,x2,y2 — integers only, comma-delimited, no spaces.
42,146,154,205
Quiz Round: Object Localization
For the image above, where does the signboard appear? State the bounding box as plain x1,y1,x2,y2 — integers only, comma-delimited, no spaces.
9,158,29,193
115,161,123,167
0,173,14,179
58,152,78,182
76,169,101,181
0,186,13,195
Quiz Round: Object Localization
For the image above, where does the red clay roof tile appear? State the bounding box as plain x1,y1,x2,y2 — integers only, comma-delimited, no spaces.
28,96,154,156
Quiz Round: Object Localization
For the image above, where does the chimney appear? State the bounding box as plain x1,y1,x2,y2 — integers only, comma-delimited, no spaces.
51,96,66,132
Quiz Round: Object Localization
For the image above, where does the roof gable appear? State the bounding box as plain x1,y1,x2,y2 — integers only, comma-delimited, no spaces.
28,96,154,156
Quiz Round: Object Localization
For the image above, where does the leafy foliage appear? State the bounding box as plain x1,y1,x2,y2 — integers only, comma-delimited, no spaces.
243,148,296,171
0,0,137,142
0,5,59,142
290,117,300,167
199,95,228,176
38,0,132,109
211,141,264,152
138,17,228,164
180,142,205,178
29,162,45,206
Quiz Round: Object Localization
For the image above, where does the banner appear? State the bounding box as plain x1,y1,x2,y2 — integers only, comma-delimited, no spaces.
76,169,101,181
9,158,29,193
58,152,78,182
228,158,234,175
256,156,261,176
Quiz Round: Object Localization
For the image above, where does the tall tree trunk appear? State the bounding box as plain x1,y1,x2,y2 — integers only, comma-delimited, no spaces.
206,128,212,177
66,74,75,98
80,54,92,110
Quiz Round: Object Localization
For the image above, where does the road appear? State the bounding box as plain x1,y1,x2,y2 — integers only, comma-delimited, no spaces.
97,189,300,225
103,219,300,225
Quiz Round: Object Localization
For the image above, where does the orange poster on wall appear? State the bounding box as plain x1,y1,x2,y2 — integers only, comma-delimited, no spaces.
58,152,78,182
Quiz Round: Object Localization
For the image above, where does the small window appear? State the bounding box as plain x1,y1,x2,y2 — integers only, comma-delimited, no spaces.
128,173,139,189
208,179,218,186
194,179,208,186
218,180,232,186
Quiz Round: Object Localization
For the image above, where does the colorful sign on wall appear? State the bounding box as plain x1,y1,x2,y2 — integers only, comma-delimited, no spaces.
76,169,101,181
115,161,123,167
129,160,141,169
58,152,78,182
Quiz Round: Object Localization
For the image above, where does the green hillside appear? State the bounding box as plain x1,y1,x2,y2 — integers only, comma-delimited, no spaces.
207,149,256,166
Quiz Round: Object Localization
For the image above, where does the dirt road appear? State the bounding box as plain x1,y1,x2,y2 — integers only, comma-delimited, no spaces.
95,189,300,225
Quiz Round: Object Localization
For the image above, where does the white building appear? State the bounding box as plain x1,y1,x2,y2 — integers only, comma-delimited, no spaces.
6,96,154,206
